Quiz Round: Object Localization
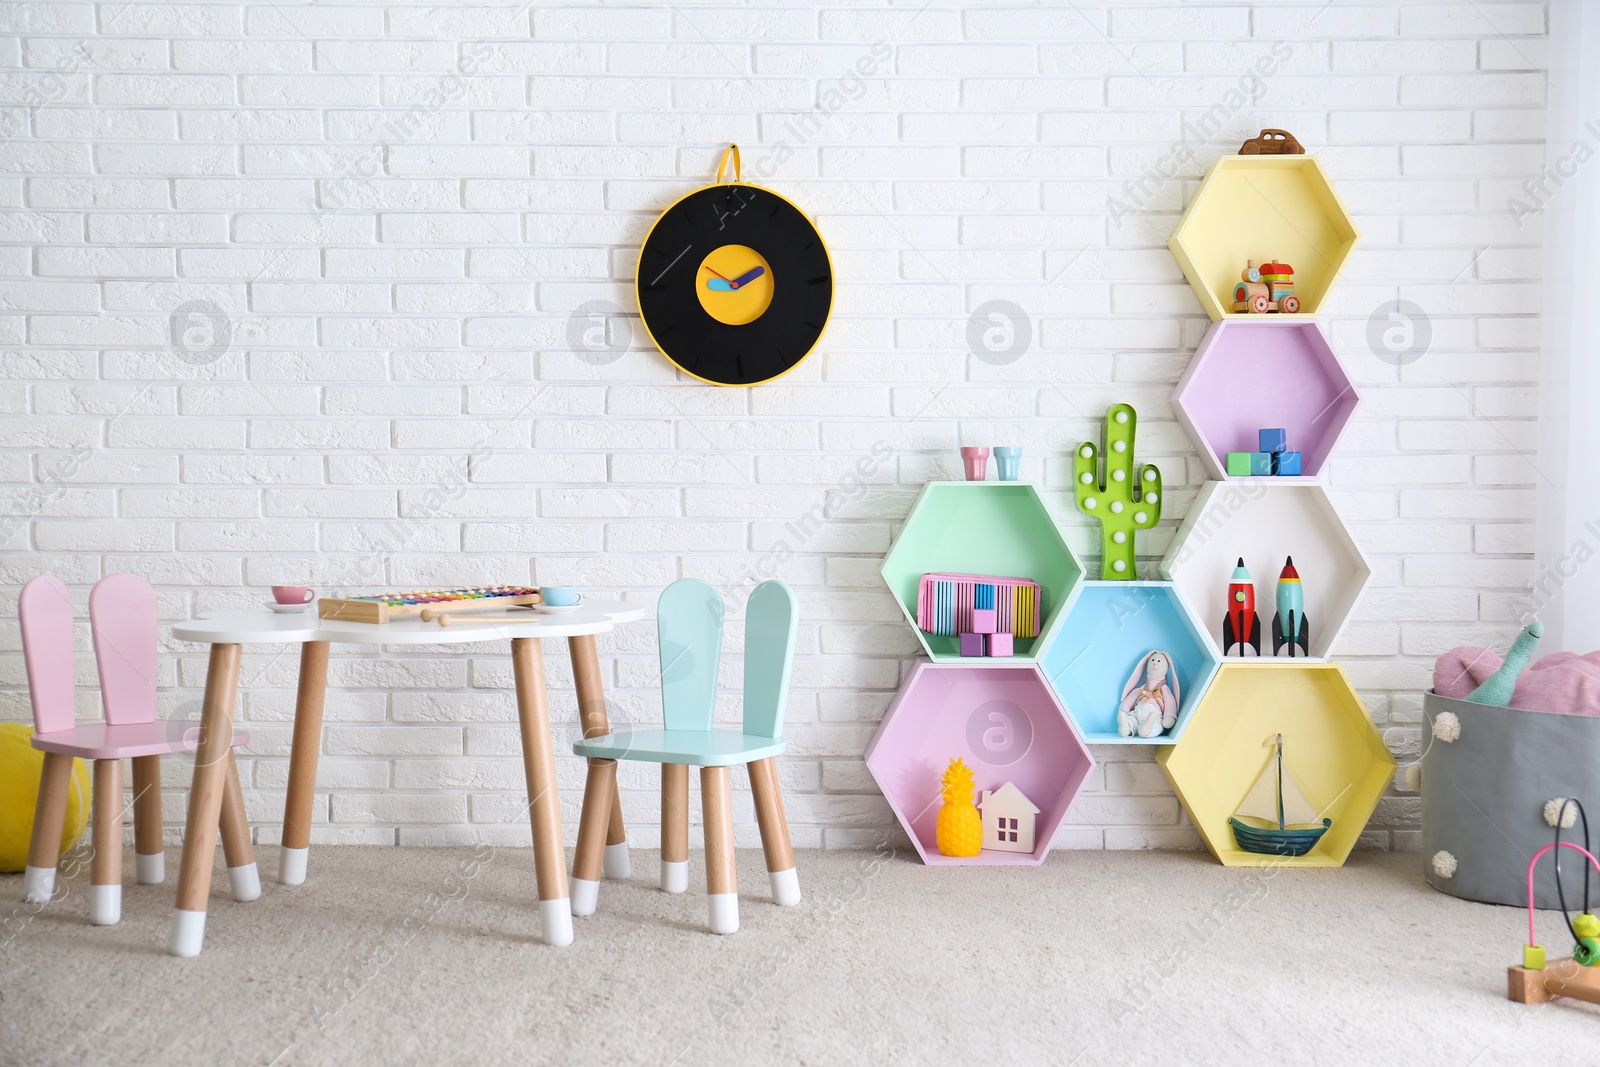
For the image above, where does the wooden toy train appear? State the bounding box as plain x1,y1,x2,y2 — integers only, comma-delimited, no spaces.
1232,260,1300,314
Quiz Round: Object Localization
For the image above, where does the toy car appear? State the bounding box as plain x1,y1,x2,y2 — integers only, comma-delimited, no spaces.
1232,259,1300,314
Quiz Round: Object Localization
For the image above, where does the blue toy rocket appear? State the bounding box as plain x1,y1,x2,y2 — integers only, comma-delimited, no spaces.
1271,555,1309,657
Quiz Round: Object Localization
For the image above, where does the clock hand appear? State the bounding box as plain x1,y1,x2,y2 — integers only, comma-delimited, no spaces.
705,278,735,291
729,266,765,288
703,264,731,282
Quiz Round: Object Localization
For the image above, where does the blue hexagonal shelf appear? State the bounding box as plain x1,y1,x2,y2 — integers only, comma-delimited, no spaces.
1040,580,1220,745
879,482,1084,663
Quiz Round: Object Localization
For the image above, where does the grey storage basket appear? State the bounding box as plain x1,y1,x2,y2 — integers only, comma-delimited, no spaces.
1422,690,1600,909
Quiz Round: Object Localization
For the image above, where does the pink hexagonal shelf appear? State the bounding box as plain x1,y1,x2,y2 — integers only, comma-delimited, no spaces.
864,661,1095,866
1171,319,1359,481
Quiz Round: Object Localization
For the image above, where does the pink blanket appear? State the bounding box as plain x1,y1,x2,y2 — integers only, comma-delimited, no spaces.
1433,647,1600,716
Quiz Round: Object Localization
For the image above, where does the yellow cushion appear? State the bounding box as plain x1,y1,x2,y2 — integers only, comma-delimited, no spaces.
0,722,90,871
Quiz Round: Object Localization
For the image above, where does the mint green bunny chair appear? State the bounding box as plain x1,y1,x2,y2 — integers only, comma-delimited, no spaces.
571,578,801,934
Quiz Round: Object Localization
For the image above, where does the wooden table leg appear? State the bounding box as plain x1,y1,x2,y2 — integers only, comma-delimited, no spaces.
749,757,801,906
279,640,328,886
569,759,615,917
219,751,261,902
22,751,73,904
661,763,690,893
701,765,738,934
570,633,629,879
170,642,242,957
90,758,123,925
131,754,164,885
511,637,572,947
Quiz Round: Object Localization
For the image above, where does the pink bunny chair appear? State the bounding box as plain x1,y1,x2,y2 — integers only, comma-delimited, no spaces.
19,574,257,925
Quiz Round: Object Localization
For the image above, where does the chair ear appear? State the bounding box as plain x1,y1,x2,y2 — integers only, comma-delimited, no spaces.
19,575,76,734
89,573,159,726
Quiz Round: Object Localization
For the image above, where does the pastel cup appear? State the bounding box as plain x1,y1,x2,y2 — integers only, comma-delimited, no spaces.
960,446,990,482
272,585,314,605
994,446,1022,481
541,587,583,607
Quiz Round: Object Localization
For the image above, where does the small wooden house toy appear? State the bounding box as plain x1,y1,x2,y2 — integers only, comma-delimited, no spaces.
979,782,1038,853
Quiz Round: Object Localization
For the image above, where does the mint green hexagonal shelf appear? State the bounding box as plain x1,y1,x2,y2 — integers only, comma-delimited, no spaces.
880,482,1084,663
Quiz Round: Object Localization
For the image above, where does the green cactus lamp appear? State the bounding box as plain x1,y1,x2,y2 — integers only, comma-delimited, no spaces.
1074,403,1161,580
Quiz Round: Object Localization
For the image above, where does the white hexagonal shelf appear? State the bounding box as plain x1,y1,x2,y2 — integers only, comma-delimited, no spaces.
1160,482,1370,662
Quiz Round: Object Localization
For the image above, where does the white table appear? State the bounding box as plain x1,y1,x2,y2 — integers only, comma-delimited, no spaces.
166,600,646,957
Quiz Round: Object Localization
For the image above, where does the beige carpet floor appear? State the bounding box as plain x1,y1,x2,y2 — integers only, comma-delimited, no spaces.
2,846,1595,1065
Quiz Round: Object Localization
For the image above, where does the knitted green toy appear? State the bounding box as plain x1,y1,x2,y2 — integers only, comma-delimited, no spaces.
1464,620,1543,706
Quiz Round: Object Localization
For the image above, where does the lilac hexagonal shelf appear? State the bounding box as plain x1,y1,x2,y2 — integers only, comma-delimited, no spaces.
1171,319,1359,480
864,661,1095,866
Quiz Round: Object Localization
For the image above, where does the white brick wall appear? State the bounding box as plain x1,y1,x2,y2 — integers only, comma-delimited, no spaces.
0,1,1547,855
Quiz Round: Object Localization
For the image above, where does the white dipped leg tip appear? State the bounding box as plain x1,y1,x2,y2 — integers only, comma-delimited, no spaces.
708,892,739,935
661,859,689,894
769,867,802,907
570,878,600,917
89,884,121,926
540,899,573,947
603,842,632,880
22,865,55,905
170,909,207,958
278,846,308,886
229,863,261,903
136,852,165,885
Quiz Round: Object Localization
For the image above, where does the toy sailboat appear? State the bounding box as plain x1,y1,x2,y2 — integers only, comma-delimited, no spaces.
1228,733,1331,856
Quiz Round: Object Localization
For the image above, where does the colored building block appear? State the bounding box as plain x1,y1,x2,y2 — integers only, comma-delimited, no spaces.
1274,451,1302,476
1258,428,1287,453
971,608,997,634
1249,452,1273,476
1225,452,1253,477
988,632,1014,657
960,632,986,657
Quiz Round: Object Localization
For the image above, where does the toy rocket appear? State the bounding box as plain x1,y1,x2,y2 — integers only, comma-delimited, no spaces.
1271,556,1310,657
1222,557,1261,656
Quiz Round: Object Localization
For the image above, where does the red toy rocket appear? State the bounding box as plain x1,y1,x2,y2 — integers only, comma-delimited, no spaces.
1222,557,1261,656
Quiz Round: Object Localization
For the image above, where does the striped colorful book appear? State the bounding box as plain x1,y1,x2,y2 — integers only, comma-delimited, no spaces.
916,572,1040,638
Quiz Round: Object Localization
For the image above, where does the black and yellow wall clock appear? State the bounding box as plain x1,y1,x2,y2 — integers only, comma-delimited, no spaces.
636,145,833,387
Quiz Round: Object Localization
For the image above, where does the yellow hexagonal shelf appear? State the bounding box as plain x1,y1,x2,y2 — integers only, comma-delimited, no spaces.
1169,155,1359,321
1156,661,1395,867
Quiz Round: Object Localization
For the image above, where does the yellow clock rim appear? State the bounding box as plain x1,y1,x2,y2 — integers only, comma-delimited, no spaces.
633,180,834,389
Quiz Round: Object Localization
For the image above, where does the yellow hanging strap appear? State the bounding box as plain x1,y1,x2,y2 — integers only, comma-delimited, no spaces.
715,143,741,184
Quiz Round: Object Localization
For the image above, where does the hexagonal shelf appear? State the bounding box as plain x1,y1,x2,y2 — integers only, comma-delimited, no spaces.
865,661,1095,865
1169,155,1359,321
1172,319,1359,481
1156,661,1396,867
1040,581,1221,745
880,482,1084,663
1161,481,1370,662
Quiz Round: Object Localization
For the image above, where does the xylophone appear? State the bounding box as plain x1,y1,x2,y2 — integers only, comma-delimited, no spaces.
317,585,541,624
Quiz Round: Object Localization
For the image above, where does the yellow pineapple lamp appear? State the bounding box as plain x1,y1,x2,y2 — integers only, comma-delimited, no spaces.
936,757,983,858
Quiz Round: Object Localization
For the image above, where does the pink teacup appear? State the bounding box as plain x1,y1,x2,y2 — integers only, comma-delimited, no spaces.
272,585,315,605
